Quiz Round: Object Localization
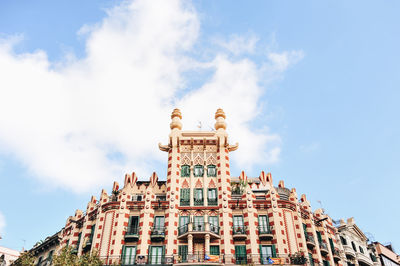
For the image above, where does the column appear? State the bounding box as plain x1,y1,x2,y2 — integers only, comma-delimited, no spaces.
205,234,210,255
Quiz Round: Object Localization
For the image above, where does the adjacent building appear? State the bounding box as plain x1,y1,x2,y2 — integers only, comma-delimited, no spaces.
372,242,400,266
29,109,390,266
0,246,20,266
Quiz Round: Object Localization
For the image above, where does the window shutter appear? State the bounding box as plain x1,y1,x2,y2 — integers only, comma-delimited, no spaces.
272,244,277,257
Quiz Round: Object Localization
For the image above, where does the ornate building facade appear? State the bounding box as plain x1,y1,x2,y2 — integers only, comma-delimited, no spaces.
31,109,383,266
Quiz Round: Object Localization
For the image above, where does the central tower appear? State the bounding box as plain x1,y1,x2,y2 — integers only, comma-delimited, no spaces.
159,108,238,260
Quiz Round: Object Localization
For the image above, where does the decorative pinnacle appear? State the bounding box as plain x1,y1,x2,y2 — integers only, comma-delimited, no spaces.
170,108,182,130
214,108,227,130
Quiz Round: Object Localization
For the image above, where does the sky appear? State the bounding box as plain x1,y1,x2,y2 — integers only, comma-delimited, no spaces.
0,0,399,252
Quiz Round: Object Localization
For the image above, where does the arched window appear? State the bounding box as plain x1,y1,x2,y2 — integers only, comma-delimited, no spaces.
207,165,217,177
194,165,204,177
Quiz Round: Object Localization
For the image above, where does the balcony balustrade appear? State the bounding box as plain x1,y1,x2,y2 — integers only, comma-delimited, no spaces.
232,225,247,240
319,242,329,255
125,226,139,241
208,198,218,206
150,227,165,241
306,235,316,249
258,226,273,240
177,223,220,240
194,199,204,206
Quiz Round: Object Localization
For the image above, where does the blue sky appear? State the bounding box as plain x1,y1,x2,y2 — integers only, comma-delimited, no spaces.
0,0,399,252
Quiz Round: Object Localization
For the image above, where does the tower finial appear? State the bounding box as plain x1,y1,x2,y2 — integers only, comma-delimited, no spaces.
170,108,182,130
214,108,227,130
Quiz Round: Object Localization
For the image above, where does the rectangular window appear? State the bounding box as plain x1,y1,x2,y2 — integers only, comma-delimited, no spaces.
178,245,188,262
258,215,270,233
47,250,54,263
180,189,190,206
179,216,189,235
194,216,204,231
122,246,137,265
149,246,164,265
210,246,220,255
181,165,190,177
208,188,217,206
127,216,139,235
156,195,166,201
235,245,247,264
323,260,330,266
359,246,364,254
340,236,347,245
207,165,216,177
233,216,245,234
154,216,165,231
208,216,219,234
260,245,273,264
194,189,204,206
194,165,204,177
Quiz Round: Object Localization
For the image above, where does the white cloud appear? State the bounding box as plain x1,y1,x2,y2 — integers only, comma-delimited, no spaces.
0,211,5,236
0,0,302,193
214,34,259,55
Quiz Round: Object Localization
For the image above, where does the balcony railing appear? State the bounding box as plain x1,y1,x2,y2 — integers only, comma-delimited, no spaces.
126,226,139,235
194,199,204,206
233,226,247,235
319,242,329,255
151,227,165,241
208,198,218,206
180,199,190,206
178,224,188,236
193,223,205,232
258,225,272,234
210,224,220,234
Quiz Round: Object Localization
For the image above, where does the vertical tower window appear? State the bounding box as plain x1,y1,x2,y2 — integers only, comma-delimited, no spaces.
207,188,217,206
180,188,190,206
194,189,204,206
194,165,204,177
149,246,164,265
181,165,190,177
207,165,216,177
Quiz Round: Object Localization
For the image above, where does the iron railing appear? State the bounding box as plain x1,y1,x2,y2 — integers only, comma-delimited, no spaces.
194,198,204,206
208,198,218,206
178,224,188,235
180,199,190,206
126,226,139,235
258,225,272,234
151,227,165,236
233,225,247,235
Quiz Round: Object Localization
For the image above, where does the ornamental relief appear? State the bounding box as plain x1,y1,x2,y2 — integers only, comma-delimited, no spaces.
193,153,203,165
181,153,191,165
206,153,217,165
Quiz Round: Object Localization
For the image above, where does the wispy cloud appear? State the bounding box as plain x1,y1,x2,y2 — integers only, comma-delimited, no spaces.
0,0,303,193
214,33,259,55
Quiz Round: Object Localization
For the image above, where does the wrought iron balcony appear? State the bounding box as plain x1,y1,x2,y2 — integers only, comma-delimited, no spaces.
125,226,139,241
178,224,189,236
177,223,220,240
232,226,247,240
319,242,329,255
194,199,204,206
180,199,190,206
208,198,218,206
150,227,165,241
258,225,273,240
306,234,316,249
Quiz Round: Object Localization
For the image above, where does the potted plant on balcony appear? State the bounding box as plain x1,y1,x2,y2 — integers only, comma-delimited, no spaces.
289,252,307,265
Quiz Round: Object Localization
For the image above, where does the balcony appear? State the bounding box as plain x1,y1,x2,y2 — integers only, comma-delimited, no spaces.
194,199,204,206
82,238,93,251
232,226,247,240
319,242,329,256
180,199,190,206
150,227,165,241
125,226,139,241
177,223,220,240
258,226,273,240
357,252,373,266
208,198,218,206
306,235,316,249
344,245,356,259
333,248,341,261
